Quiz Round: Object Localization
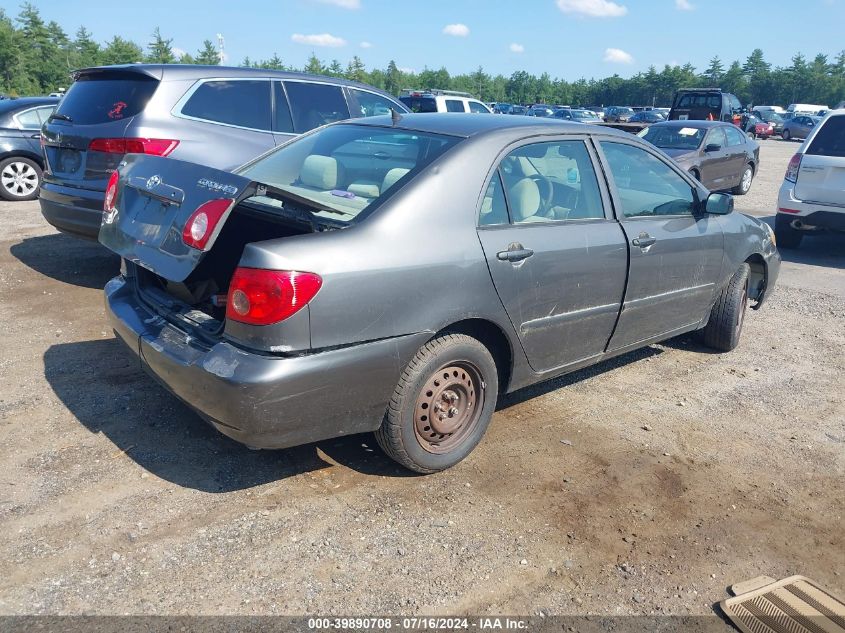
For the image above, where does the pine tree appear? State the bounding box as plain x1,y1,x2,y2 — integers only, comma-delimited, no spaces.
101,36,144,65
704,56,724,85
73,26,100,69
385,60,400,95
195,40,220,65
327,59,344,77
304,53,325,75
146,27,175,64
345,56,367,83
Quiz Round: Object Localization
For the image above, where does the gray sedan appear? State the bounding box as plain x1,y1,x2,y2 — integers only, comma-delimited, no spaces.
782,115,822,141
100,114,780,473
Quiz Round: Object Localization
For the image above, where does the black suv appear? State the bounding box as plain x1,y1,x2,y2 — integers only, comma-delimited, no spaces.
669,89,743,123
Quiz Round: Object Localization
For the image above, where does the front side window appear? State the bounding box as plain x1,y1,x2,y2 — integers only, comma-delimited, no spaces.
498,140,604,223
182,80,271,130
445,99,466,113
724,125,745,146
238,124,460,223
284,81,350,133
350,89,398,118
601,142,695,218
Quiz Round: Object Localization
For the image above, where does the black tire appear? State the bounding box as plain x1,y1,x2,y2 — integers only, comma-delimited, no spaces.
775,213,804,249
0,157,42,201
701,264,750,352
375,333,498,474
782,129,791,141
746,130,756,139
732,164,754,195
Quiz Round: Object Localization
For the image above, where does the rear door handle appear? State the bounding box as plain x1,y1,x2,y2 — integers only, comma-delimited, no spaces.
497,247,534,262
30,133,41,139
632,233,657,248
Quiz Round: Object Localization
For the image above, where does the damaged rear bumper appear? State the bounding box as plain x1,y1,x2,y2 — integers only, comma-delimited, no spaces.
105,275,428,449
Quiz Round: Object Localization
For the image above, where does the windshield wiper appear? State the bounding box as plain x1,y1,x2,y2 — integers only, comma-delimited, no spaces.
48,113,72,123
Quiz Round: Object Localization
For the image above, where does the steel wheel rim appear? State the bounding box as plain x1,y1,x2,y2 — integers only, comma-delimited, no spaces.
414,362,485,454
741,168,752,192
1,162,38,197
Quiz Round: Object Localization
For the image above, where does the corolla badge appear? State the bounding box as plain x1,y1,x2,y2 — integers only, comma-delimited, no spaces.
146,175,162,189
197,178,238,196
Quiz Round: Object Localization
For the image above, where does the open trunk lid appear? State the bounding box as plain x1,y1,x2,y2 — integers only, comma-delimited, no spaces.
99,154,256,282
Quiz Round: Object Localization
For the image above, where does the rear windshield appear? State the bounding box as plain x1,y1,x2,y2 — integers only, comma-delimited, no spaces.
399,96,438,113
675,93,721,109
639,125,706,150
52,73,158,125
806,116,845,157
237,124,460,222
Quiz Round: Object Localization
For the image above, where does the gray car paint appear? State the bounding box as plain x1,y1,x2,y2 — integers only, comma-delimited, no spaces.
39,64,408,239
102,114,781,450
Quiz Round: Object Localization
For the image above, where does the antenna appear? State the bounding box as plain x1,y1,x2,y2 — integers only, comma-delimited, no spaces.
216,33,225,64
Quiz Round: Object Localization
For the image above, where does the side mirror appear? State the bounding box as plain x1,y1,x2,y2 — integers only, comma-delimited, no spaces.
704,143,722,152
705,192,734,215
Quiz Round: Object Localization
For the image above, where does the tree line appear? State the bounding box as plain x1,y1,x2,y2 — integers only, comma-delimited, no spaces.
2,3,844,108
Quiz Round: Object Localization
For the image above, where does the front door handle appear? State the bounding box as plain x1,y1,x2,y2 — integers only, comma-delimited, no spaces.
497,244,534,263
30,133,41,139
632,232,657,248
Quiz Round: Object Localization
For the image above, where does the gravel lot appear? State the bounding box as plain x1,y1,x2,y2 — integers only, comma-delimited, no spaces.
0,139,842,620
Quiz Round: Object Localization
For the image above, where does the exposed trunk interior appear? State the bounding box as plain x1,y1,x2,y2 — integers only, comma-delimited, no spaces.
134,203,315,340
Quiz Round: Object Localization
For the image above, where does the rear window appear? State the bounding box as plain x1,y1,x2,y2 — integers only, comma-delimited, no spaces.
284,81,350,133
181,80,271,130
675,93,721,109
237,124,460,223
399,96,437,113
807,116,845,157
446,100,466,113
53,74,158,125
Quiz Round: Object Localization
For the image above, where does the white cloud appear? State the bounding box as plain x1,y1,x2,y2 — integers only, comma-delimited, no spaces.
603,47,634,64
360,41,373,48
172,47,187,59
442,23,470,37
509,43,525,53
313,0,360,8
675,0,694,9
291,33,347,47
557,0,628,17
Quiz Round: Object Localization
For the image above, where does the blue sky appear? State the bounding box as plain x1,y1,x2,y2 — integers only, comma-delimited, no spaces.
6,0,845,79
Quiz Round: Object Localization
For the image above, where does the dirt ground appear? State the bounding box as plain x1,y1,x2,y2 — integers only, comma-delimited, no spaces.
0,139,842,620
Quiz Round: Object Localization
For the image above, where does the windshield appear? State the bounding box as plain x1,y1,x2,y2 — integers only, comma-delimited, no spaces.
760,112,783,123
237,124,460,222
639,125,706,150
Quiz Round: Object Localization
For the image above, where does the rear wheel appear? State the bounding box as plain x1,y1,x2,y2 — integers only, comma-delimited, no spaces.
375,333,498,473
732,164,754,195
775,213,804,249
701,264,750,352
782,129,791,141
0,157,42,201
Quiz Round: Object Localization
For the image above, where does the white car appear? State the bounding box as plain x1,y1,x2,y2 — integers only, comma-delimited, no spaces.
776,109,845,248
399,91,492,114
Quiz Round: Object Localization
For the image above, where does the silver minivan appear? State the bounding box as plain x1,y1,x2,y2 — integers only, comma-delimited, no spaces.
39,64,408,239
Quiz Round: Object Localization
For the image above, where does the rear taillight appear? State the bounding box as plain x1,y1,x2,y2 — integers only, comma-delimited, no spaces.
181,198,235,250
104,170,119,212
226,268,322,326
785,153,801,182
88,138,179,156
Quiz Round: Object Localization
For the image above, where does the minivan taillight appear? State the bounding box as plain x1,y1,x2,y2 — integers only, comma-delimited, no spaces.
104,170,119,212
785,153,802,182
181,198,235,250
88,138,179,156
226,268,322,326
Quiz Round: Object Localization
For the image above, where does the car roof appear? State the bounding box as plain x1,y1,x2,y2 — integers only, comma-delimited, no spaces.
649,120,728,129
74,64,396,94
345,112,632,139
0,96,59,111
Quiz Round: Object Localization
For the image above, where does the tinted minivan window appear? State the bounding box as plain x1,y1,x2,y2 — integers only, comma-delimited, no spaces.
284,81,350,133
182,80,271,130
807,116,845,157
53,74,158,125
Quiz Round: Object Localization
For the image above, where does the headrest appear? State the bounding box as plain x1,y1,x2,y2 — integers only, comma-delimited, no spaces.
300,155,339,190
382,168,410,192
508,178,541,221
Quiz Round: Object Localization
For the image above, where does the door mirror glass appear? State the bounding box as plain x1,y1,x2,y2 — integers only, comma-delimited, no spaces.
704,143,721,152
705,192,734,215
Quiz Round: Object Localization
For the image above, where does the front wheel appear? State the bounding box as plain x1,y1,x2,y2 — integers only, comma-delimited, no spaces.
701,264,750,352
0,157,42,201
732,164,754,195
375,333,498,473
782,129,791,141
